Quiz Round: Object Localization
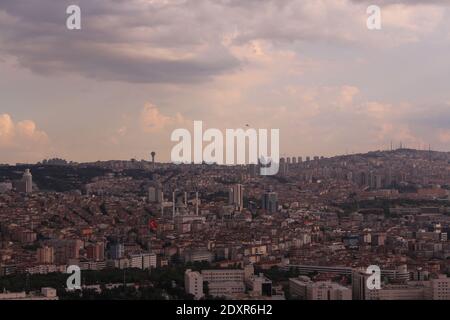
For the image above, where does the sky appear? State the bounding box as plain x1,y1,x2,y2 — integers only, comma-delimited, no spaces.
1,0,450,164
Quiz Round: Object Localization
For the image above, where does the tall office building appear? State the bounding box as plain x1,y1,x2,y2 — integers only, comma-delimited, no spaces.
129,253,157,270
279,158,289,176
352,269,377,300
36,246,54,264
51,239,82,264
142,253,157,269
86,242,105,261
14,169,33,193
229,184,244,211
23,169,32,193
149,182,163,203
109,243,124,260
148,186,157,202
261,191,278,214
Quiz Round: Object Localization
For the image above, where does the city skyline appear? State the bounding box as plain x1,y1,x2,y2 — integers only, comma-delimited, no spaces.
2,144,446,166
2,146,450,301
2,0,450,164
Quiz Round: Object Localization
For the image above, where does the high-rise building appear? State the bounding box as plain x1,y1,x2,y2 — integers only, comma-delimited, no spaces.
229,184,244,211
261,191,278,214
86,242,105,261
149,182,163,203
352,270,370,300
129,253,156,270
185,269,204,300
37,246,54,264
279,158,289,176
109,243,124,260
148,186,157,202
23,169,32,193
49,239,82,264
13,169,33,193
142,253,157,269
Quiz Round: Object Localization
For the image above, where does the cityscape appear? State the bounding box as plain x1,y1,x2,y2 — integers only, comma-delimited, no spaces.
1,147,450,300
2,0,450,307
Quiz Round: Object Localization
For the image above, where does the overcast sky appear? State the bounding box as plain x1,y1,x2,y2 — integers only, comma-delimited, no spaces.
1,0,450,164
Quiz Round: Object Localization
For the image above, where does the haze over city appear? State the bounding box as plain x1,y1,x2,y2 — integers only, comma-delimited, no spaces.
2,0,450,164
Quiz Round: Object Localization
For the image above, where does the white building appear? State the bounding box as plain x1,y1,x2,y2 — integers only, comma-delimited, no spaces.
129,253,157,270
185,269,204,300
142,253,157,269
201,269,248,298
208,281,245,297
354,272,450,300
290,276,352,300
201,269,245,283
23,169,33,193
130,254,144,269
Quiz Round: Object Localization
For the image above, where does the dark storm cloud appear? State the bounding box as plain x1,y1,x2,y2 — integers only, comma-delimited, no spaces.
0,0,448,84
0,0,240,83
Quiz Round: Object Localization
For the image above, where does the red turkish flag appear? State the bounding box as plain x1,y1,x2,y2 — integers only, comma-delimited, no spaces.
149,219,158,231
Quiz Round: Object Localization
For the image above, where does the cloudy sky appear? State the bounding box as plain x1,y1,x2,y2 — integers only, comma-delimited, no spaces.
1,0,450,164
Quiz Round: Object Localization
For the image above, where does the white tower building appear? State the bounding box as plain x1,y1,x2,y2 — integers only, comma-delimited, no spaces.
22,169,32,193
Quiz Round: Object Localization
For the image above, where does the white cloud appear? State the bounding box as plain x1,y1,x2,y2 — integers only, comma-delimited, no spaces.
0,114,15,145
140,103,186,133
0,114,50,163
